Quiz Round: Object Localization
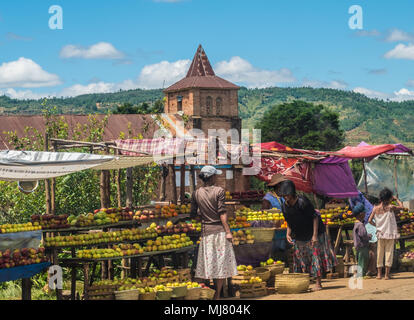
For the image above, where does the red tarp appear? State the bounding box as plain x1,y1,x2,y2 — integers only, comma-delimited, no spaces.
336,144,396,159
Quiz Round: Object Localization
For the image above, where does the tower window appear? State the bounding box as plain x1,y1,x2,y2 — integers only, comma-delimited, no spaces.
177,95,183,112
206,96,212,115
216,97,222,115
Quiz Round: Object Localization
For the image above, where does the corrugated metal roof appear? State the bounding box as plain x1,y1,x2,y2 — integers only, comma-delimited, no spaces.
0,114,181,149
164,45,239,93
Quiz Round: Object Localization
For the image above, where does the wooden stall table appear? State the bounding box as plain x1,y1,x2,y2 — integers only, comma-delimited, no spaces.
60,245,196,300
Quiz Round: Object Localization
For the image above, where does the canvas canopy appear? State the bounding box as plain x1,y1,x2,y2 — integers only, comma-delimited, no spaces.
0,150,174,181
0,150,115,181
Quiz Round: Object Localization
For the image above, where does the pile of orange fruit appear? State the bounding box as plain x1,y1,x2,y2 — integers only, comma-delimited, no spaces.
158,204,179,219
228,216,251,229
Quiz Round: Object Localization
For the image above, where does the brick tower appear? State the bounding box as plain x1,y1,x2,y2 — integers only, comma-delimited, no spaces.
164,45,241,136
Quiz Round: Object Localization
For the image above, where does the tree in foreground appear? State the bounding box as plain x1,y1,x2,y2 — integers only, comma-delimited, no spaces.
257,100,345,151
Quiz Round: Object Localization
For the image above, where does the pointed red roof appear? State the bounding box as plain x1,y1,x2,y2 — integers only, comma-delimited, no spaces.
164,45,239,93
186,45,215,77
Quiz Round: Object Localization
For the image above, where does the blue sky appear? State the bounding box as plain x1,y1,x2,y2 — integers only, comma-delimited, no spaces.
1,0,414,100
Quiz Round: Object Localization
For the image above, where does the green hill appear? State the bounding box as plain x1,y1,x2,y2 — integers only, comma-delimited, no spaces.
1,87,414,147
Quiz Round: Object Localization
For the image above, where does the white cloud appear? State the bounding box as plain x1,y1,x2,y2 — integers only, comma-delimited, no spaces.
385,29,414,42
215,56,296,88
60,80,137,97
0,88,56,100
60,42,124,60
136,59,191,89
353,87,414,101
0,57,61,88
384,43,414,60
302,79,348,90
393,88,414,101
353,87,391,100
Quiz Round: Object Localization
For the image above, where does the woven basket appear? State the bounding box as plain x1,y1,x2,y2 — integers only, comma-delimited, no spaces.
266,263,285,276
170,286,188,298
156,290,173,300
275,273,310,294
254,267,271,282
249,228,275,242
184,287,202,300
114,289,140,300
200,287,215,300
400,258,414,267
139,291,156,300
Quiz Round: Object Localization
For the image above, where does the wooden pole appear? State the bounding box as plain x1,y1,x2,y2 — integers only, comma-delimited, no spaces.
362,159,369,195
116,171,122,208
170,164,177,204
51,141,57,214
189,165,195,195
126,167,133,208
180,164,186,204
44,133,51,215
394,156,399,199
159,164,167,201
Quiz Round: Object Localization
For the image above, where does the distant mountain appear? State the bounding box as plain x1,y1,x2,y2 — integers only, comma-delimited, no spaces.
1,86,414,147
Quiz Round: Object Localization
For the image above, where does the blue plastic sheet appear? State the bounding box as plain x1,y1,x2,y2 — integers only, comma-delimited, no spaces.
0,230,42,251
0,262,51,283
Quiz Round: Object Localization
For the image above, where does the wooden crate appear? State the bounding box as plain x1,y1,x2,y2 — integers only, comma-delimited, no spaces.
253,288,267,297
239,290,255,299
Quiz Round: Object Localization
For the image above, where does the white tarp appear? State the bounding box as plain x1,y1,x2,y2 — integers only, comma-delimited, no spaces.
0,150,115,181
358,155,414,201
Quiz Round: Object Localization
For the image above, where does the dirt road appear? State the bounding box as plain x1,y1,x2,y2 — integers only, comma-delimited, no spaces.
254,272,414,300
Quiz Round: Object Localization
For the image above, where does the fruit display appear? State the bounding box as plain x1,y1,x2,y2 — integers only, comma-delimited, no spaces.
240,276,262,284
400,222,414,237
156,220,199,234
0,247,47,269
228,217,251,229
396,208,414,221
225,191,232,200
149,267,178,279
177,204,191,215
232,229,255,246
259,258,284,267
399,250,414,261
154,284,173,292
142,234,194,252
31,214,69,229
230,190,265,200
133,209,158,221
68,208,132,228
43,226,158,248
161,204,179,218
319,207,355,226
0,222,42,234
236,265,254,272
77,243,144,259
235,207,286,228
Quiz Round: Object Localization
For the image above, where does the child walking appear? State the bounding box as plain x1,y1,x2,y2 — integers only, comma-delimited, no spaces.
368,188,402,280
352,203,371,277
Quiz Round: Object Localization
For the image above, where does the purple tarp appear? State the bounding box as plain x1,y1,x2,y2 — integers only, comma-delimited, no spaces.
312,158,359,198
